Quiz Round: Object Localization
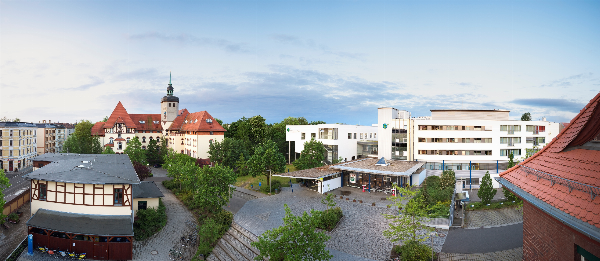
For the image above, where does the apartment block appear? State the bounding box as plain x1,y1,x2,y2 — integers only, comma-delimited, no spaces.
0,122,37,172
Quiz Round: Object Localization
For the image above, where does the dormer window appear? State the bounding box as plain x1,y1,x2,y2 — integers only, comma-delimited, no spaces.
206,119,213,124
126,137,130,143
139,121,145,124
109,137,114,144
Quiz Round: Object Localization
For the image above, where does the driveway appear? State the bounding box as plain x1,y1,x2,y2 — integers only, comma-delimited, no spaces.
441,223,523,253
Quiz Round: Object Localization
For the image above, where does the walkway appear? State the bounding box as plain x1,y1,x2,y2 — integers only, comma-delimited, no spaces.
441,223,523,253
1,202,30,261
234,184,448,261
465,207,523,229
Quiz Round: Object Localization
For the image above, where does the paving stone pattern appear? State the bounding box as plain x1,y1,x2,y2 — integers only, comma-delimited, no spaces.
439,247,523,261
234,185,448,261
465,207,523,229
1,202,31,261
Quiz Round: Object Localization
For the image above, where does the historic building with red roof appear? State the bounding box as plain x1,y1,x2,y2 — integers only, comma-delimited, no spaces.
497,92,600,260
92,74,225,159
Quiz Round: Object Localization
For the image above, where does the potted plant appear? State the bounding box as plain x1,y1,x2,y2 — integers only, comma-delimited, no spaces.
372,202,376,206
353,199,356,202
359,200,363,203
8,213,19,224
346,197,349,200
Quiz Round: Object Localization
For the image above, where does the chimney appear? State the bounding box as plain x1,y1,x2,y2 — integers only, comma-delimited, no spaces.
49,120,52,123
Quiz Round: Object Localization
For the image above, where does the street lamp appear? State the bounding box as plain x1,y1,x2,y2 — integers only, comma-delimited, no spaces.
268,169,272,194
430,232,436,261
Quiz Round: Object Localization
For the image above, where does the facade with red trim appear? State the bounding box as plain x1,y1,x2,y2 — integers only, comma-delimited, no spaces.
497,92,600,260
91,76,225,158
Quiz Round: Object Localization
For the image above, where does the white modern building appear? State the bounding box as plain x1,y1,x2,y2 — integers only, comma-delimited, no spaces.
378,108,562,188
285,124,378,164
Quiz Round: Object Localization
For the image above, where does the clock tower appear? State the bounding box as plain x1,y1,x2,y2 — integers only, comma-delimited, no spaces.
161,72,179,130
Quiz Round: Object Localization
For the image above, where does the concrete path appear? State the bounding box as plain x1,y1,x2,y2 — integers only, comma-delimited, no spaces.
465,207,523,229
1,202,31,261
132,167,199,261
441,223,523,253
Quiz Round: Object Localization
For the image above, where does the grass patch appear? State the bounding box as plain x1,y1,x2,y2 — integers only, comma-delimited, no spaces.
465,200,521,211
235,175,299,194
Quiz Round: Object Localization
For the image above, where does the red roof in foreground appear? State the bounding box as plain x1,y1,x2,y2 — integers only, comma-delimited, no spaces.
500,92,600,228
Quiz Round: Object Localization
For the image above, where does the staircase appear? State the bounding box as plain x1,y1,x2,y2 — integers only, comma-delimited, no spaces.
207,222,265,261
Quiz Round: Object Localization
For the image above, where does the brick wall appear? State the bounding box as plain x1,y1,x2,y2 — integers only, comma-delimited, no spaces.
523,201,600,260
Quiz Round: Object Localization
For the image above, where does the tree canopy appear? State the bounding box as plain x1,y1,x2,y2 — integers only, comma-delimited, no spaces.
248,140,286,187
521,112,532,121
293,139,326,170
102,146,115,154
0,170,10,221
251,204,332,261
383,185,434,244
62,120,102,154
478,171,497,204
208,138,250,171
124,136,147,165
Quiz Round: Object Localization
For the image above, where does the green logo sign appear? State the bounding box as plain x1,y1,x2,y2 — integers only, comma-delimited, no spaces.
286,128,290,132
383,123,388,129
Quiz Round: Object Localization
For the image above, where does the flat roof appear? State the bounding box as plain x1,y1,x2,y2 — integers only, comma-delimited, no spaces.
430,109,510,112
329,158,424,176
132,181,164,198
273,167,340,179
27,209,133,236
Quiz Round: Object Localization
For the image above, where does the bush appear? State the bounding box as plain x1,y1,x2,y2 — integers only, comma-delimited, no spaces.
399,240,433,261
133,198,167,241
312,207,343,231
196,218,222,257
162,179,179,191
133,162,151,180
427,201,450,218
8,212,19,221
478,171,497,205
259,179,282,194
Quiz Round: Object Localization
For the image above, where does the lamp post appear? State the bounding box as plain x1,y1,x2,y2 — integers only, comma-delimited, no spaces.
268,169,272,194
430,232,436,261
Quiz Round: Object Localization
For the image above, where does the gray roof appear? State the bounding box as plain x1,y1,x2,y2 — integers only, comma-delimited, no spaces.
133,181,164,198
27,208,133,236
0,122,37,127
26,153,140,184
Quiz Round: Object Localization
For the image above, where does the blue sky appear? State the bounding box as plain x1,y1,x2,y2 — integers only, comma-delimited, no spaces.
1,0,599,125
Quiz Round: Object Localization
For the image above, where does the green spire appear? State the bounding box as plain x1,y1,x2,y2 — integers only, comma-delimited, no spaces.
169,71,172,85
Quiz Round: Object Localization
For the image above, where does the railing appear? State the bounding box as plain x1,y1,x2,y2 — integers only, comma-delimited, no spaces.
508,130,515,134
449,186,456,227
508,141,514,147
521,165,600,200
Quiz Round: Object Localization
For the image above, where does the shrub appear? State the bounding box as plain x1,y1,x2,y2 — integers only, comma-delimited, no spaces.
312,207,343,231
478,171,497,205
427,201,450,218
399,240,433,261
133,198,167,241
8,212,19,221
196,218,222,257
133,162,151,180
260,179,282,193
162,179,179,191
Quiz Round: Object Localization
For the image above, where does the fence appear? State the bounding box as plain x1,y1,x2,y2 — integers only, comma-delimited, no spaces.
3,190,30,216
448,186,456,227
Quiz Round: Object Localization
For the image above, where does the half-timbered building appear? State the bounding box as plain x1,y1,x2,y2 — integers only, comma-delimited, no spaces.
25,153,140,260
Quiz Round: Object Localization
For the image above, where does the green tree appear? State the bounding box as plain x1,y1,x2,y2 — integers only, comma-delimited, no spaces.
248,140,286,188
293,139,326,170
270,116,310,159
192,164,237,213
163,149,197,190
159,137,168,165
440,170,456,191
503,154,520,202
102,146,115,154
146,139,161,166
310,120,326,125
208,138,250,170
521,112,532,121
383,185,434,244
101,116,109,122
251,204,332,261
124,136,147,165
0,170,11,221
62,120,102,154
478,171,497,205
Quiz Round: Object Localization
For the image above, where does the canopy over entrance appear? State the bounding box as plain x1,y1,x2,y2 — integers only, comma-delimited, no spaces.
27,208,133,236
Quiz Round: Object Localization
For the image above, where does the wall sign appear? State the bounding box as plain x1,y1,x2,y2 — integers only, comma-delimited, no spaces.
350,174,356,183
383,123,388,129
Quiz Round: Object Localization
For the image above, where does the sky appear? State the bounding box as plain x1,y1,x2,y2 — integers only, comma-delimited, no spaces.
1,0,599,125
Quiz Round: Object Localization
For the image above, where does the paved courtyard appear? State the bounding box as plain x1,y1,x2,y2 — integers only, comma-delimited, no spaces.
465,207,523,229
235,184,448,261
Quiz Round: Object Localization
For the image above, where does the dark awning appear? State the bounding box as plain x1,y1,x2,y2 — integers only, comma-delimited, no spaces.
27,209,133,236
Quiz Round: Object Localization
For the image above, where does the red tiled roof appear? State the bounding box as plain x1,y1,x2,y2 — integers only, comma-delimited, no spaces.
130,114,162,131
167,109,190,131
177,111,226,132
500,92,600,229
91,122,105,136
114,137,126,141
104,143,114,147
105,102,137,129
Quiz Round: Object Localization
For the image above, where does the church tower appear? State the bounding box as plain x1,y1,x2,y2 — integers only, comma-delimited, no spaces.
161,72,179,130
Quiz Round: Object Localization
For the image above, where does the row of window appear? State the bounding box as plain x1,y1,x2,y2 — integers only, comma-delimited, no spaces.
1,147,37,157
1,129,36,137
37,184,125,205
418,150,493,155
418,125,490,131
418,138,493,143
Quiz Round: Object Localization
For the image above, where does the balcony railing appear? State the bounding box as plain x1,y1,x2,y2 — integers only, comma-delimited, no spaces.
508,130,515,135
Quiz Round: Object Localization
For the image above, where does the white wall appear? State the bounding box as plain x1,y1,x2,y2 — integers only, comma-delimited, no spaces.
322,177,342,193
286,124,377,162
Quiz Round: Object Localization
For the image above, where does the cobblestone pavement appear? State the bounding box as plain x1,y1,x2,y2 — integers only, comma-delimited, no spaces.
18,167,199,261
131,167,199,261
439,247,522,260
235,184,448,261
1,202,31,260
441,223,522,254
465,207,523,229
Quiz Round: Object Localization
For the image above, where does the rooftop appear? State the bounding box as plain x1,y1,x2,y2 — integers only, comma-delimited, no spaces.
329,158,424,176
27,208,133,236
132,181,164,198
26,153,140,184
274,167,340,179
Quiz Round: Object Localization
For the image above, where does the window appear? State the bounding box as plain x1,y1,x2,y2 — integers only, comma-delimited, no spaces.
114,188,123,205
138,201,147,210
354,133,356,139
311,133,316,139
210,131,213,135
301,133,305,140
501,149,521,156
142,146,146,150
9,140,12,146
40,184,47,200
360,133,363,139
348,133,352,139
126,137,130,143
538,126,545,132
369,133,372,139
149,136,154,142
142,137,146,143
109,137,114,144
374,133,376,139
10,130,13,136
118,142,122,150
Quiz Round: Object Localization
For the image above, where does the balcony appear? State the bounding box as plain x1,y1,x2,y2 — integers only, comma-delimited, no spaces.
508,130,515,135
508,141,514,147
